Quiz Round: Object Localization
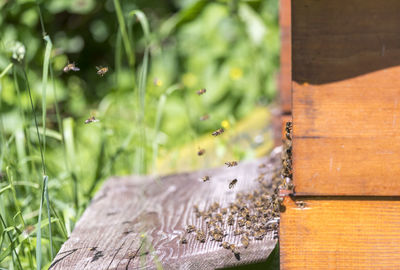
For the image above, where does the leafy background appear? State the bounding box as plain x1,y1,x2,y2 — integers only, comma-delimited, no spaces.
0,0,279,268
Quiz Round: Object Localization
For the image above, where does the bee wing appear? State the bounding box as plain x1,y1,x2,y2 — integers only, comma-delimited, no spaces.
72,67,80,71
96,66,100,70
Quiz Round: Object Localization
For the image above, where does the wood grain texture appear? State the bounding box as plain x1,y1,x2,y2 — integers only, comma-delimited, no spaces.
292,0,400,195
279,0,291,113
50,149,281,270
280,197,400,269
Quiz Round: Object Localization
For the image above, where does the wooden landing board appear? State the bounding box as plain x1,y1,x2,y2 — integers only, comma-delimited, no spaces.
50,151,280,270
292,0,400,195
280,197,400,269
279,0,291,113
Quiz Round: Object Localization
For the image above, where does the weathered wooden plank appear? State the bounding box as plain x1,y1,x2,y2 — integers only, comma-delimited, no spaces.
292,0,400,195
50,149,281,270
279,0,291,113
280,197,400,269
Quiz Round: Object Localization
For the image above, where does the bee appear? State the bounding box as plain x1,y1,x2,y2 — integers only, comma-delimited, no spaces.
227,214,234,225
241,235,249,249
285,121,293,140
245,220,252,229
210,202,220,211
225,161,238,167
295,201,306,209
230,244,240,255
254,230,265,240
63,62,80,72
200,114,209,121
202,176,210,182
180,235,188,244
96,66,109,77
196,230,206,242
215,213,223,222
233,228,243,235
84,116,100,124
212,128,224,136
221,241,230,249
237,218,245,227
206,219,216,229
193,205,199,213
197,88,206,95
186,225,196,233
89,246,97,251
211,232,223,242
258,163,266,169
197,148,206,156
229,179,238,189
220,207,228,215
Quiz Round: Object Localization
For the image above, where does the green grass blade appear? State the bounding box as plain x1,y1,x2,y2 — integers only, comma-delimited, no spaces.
36,175,47,270
113,0,135,66
0,63,13,78
41,35,52,160
44,175,53,259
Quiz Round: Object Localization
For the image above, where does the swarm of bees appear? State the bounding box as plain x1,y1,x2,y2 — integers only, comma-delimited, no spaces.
197,88,207,95
96,66,109,77
84,116,100,124
212,128,224,136
225,161,238,167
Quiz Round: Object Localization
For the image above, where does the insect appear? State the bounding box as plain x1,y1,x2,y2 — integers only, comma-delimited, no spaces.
197,88,206,95
84,116,100,124
295,201,306,209
212,128,224,136
197,148,205,156
230,244,240,255
186,225,196,233
200,114,209,121
227,214,234,225
229,179,238,189
237,218,245,227
221,241,230,249
225,161,238,167
180,235,188,244
202,176,210,182
63,62,80,72
211,232,224,242
241,235,249,249
96,66,109,76
233,228,243,235
196,230,206,242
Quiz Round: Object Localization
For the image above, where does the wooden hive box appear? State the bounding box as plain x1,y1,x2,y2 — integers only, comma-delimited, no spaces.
280,0,400,269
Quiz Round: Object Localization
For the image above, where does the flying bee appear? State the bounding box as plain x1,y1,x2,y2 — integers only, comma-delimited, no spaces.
202,176,210,182
225,161,238,167
186,225,196,233
200,114,209,121
197,148,206,156
197,88,206,95
96,66,109,77
241,235,249,249
229,179,238,189
63,62,80,73
212,128,224,136
84,116,100,124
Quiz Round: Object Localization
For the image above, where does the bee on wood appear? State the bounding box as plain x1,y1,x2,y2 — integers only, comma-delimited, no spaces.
220,207,228,215
229,179,238,189
96,66,109,77
180,235,188,244
186,225,196,233
202,176,210,182
63,62,80,72
197,88,206,95
227,214,234,225
212,128,224,136
221,241,230,249
230,244,240,255
285,121,293,141
295,201,306,209
200,114,209,121
237,218,245,227
197,148,206,156
211,232,224,242
84,116,100,124
234,228,243,235
241,235,249,249
225,161,238,167
196,230,206,242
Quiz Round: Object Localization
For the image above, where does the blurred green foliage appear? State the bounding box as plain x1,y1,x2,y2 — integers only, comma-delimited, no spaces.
0,0,278,268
